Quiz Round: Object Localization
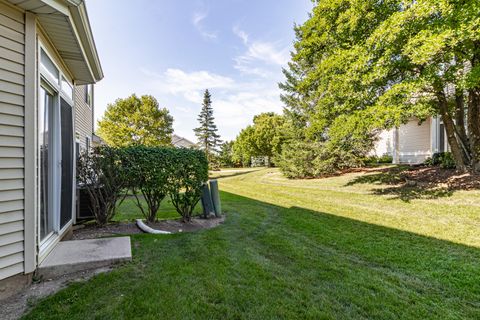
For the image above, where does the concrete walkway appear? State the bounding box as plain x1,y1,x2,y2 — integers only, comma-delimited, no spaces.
38,237,132,279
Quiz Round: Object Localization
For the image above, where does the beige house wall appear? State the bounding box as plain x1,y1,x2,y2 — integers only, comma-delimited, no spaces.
0,0,27,281
74,84,94,150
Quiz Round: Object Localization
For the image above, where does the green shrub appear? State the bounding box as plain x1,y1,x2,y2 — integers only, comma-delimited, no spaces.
77,146,128,226
78,146,209,225
276,141,365,178
121,146,171,223
167,148,209,222
440,152,456,169
364,154,393,164
121,147,209,223
424,152,456,169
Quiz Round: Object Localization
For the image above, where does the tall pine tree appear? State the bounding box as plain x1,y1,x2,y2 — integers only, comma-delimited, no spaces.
194,89,222,163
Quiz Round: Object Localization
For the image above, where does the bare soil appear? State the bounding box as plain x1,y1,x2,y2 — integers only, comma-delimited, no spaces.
1,267,112,320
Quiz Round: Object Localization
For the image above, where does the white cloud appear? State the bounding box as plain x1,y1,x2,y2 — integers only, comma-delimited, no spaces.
233,25,249,45
145,68,234,103
232,27,290,78
192,11,218,40
141,67,283,140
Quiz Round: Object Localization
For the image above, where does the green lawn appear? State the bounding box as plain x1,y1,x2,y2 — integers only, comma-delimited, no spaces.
24,168,480,319
114,195,202,222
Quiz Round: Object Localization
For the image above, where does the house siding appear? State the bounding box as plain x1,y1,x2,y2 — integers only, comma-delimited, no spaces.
0,1,25,280
398,118,431,164
74,85,93,149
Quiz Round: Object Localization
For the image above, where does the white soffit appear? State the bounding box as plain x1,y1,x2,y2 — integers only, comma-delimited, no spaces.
8,0,103,84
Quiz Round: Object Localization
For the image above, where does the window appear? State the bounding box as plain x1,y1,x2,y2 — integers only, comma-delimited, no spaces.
61,77,73,100
85,85,93,106
86,136,91,152
40,49,59,84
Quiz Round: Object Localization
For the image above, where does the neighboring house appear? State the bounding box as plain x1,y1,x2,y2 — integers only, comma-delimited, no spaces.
92,133,105,147
372,117,448,164
0,0,103,287
172,134,196,148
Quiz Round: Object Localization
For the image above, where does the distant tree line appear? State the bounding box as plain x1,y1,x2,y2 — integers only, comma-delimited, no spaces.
228,0,480,177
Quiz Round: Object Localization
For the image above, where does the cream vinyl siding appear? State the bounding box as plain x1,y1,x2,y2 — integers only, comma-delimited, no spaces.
74,85,93,149
371,129,394,157
398,118,432,164
0,1,25,280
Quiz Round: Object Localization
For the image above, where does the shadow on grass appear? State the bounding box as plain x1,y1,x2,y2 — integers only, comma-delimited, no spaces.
21,190,480,320
218,191,480,318
345,166,456,202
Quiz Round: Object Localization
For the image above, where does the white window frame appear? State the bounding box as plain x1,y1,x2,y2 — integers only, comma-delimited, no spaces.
85,136,91,152
85,84,93,109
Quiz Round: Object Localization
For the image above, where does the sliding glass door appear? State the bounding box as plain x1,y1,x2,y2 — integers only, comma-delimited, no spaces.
39,88,74,245
38,47,75,256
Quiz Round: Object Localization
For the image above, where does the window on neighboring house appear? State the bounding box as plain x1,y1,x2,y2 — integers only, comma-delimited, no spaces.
86,136,91,152
85,85,93,107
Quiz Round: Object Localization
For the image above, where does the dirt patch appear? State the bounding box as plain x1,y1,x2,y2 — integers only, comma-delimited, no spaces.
72,216,225,240
1,267,113,320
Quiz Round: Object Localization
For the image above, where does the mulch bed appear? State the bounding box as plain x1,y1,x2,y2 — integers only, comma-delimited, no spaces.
72,216,225,241
146,216,225,233
360,165,480,190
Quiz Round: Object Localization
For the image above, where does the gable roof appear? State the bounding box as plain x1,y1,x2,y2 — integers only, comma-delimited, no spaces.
172,134,196,148
8,0,103,84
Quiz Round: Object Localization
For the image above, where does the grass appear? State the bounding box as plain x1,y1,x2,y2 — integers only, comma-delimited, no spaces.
113,195,202,222
24,167,480,319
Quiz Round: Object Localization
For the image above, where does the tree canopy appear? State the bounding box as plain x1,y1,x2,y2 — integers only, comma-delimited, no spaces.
280,0,480,173
97,94,173,147
232,112,287,167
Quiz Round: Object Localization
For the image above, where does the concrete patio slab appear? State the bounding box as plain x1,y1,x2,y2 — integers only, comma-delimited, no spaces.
38,237,132,279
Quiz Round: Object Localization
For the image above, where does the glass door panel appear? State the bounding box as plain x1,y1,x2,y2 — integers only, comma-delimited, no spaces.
60,98,74,228
39,87,54,241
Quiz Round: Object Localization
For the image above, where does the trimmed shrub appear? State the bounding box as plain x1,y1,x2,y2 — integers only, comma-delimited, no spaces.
121,146,171,223
121,147,209,223
167,148,209,222
77,146,128,226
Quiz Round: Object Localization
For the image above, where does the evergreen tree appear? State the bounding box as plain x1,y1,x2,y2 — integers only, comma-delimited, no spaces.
194,89,222,163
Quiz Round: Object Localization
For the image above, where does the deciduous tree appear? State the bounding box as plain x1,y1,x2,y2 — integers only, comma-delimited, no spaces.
97,94,173,147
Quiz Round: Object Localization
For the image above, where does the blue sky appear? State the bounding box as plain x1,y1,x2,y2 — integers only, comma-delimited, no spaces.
87,0,312,141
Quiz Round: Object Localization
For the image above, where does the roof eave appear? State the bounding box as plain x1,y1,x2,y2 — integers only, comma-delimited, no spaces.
68,1,104,82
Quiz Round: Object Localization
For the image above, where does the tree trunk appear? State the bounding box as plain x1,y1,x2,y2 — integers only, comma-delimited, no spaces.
437,91,468,171
454,91,470,161
468,44,480,173
468,88,480,172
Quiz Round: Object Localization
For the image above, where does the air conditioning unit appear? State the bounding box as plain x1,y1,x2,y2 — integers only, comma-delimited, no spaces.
76,186,95,220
